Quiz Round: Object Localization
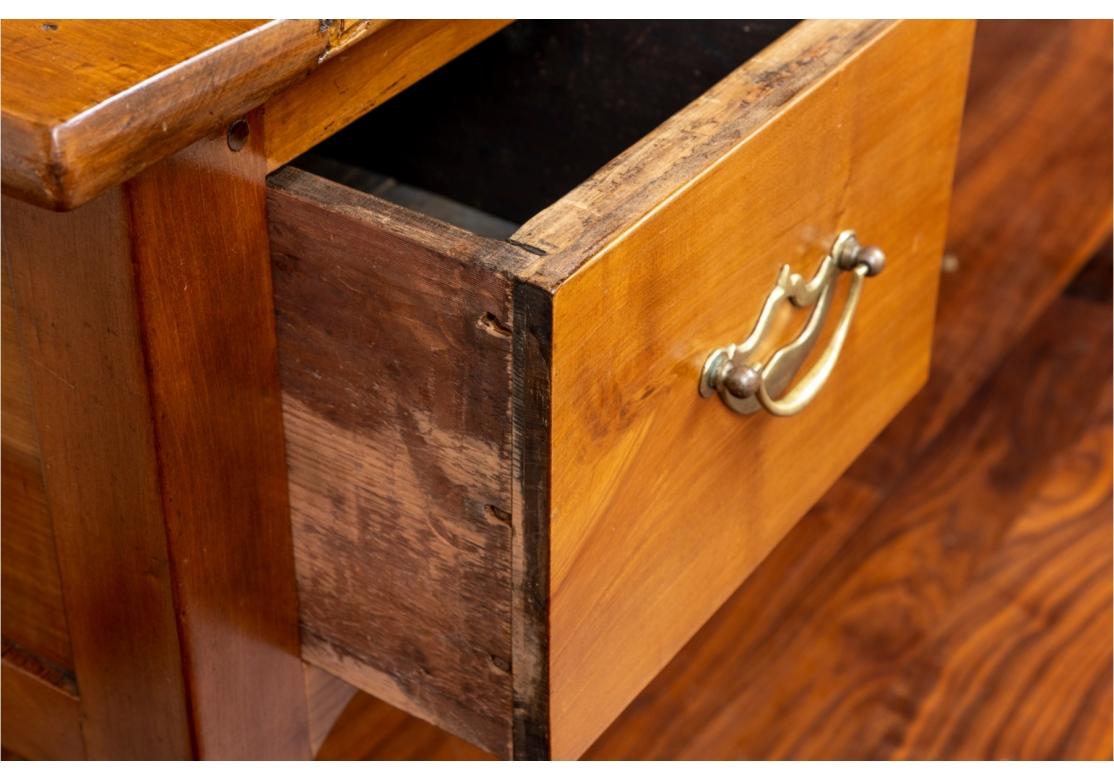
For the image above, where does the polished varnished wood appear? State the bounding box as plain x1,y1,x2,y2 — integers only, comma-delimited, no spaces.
2,111,309,758
264,20,509,172
829,19,1112,497
582,18,1112,760
268,169,528,756
1,646,83,760
4,15,1042,766
0,19,388,210
4,188,191,757
1,273,71,670
921,18,1113,443
535,20,973,758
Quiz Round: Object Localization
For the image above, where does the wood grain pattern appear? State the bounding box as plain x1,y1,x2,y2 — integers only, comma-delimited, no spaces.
1,262,41,464
1,646,83,760
268,169,528,757
582,20,1113,759
264,19,509,172
1,271,71,669
326,249,1113,761
7,17,1075,763
538,20,974,759
893,400,1111,759
3,111,309,758
3,187,193,758
0,19,387,209
845,21,1113,499
124,110,310,759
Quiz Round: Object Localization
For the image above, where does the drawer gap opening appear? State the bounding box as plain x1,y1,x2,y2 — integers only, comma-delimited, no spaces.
286,20,797,232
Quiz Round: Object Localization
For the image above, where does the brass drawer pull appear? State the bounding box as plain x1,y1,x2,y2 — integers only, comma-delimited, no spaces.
699,230,885,416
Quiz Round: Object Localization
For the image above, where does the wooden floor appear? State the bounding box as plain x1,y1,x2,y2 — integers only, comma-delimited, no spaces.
316,19,1113,761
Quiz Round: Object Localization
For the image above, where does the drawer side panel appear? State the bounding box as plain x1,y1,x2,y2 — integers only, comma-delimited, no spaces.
268,169,515,756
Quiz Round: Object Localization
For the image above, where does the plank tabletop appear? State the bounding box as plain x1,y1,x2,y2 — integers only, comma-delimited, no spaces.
0,19,388,210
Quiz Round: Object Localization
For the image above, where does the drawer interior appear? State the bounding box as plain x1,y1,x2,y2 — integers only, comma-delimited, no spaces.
291,20,797,235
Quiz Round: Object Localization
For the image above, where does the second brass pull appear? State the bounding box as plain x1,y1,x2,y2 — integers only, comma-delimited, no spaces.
698,230,885,417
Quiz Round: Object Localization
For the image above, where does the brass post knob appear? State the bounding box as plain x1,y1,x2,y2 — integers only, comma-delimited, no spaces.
835,233,886,277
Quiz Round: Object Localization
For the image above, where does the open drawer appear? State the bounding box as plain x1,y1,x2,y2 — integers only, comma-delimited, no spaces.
267,20,974,759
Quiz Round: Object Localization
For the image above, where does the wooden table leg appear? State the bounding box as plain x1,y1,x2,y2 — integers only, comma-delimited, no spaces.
2,109,310,759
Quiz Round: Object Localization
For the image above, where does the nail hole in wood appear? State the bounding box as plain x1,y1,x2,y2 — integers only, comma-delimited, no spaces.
483,504,512,526
477,312,512,338
227,119,250,152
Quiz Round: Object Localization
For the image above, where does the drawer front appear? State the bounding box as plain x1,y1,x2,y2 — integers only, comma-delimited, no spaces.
528,20,974,758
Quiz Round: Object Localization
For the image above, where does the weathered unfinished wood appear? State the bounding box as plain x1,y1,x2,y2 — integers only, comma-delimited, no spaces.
1,19,387,209
268,168,528,757
3,111,309,758
264,20,509,172
533,19,974,759
1,270,71,669
510,280,553,759
1,646,83,760
290,155,520,239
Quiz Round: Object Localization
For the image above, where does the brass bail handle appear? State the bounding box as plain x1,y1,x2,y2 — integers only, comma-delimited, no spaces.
698,230,885,417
